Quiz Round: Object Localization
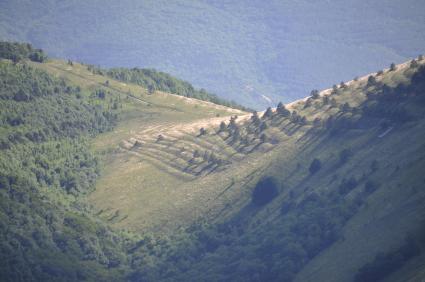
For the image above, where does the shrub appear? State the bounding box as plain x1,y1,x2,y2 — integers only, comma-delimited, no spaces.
338,176,358,195
339,148,352,165
309,158,322,174
251,111,260,124
364,180,379,195
354,237,421,282
219,121,227,132
147,84,155,94
370,160,379,173
252,176,279,206
259,122,268,131
193,150,200,158
367,75,377,86
277,102,290,117
313,118,322,127
262,107,273,119
199,127,207,136
260,133,267,143
410,59,419,68
341,102,351,112
0,41,47,63
310,89,320,99
390,63,397,71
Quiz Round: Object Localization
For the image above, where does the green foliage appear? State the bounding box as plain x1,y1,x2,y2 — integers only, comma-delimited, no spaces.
310,89,320,99
88,66,249,111
277,102,290,117
262,107,273,118
251,176,279,206
363,180,379,195
309,158,322,174
339,148,353,165
338,176,358,195
218,121,227,132
0,61,127,280
367,75,377,86
354,237,422,282
0,41,47,63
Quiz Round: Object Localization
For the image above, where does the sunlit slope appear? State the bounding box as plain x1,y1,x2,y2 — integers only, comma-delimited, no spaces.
30,57,425,281
89,57,425,281
29,59,253,232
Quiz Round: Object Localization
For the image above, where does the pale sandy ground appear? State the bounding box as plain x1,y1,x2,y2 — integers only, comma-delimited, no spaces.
122,59,419,149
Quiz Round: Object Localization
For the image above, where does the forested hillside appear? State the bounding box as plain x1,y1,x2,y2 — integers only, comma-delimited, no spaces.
87,65,249,111
1,41,425,282
0,42,245,281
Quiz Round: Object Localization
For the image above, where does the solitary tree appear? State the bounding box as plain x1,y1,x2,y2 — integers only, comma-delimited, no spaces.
277,102,290,117
219,121,227,132
263,107,273,119
410,59,419,68
251,111,260,124
304,98,313,108
367,75,377,86
259,122,268,131
229,116,238,129
313,117,322,127
390,63,397,71
339,148,352,165
330,98,337,107
157,134,164,142
251,176,279,206
309,158,322,174
193,150,200,158
323,96,330,105
260,133,267,143
203,151,209,161
311,89,320,99
199,127,207,136
341,102,351,112
148,84,155,95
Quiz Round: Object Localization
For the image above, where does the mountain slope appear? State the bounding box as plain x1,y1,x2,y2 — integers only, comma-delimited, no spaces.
0,43,245,281
1,0,424,108
86,56,425,281
1,41,425,281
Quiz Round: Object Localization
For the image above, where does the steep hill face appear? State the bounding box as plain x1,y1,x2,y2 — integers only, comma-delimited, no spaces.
1,0,425,108
0,43,245,281
87,56,425,281
1,42,425,282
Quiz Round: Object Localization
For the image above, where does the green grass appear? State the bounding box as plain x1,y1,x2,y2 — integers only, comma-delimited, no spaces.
3,54,425,281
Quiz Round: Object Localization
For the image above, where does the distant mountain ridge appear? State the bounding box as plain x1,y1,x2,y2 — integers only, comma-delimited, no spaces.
1,0,424,109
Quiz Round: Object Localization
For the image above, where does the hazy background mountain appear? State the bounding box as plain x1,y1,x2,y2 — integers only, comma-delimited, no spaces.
1,0,424,109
